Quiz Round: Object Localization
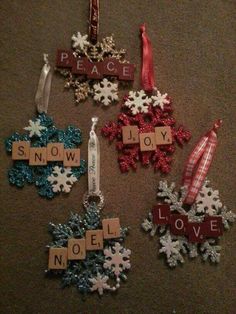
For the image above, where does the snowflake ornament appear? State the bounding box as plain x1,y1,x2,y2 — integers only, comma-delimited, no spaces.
152,90,170,110
142,180,235,267
93,78,118,106
101,89,191,174
5,113,86,198
46,202,131,296
71,32,89,50
47,166,77,193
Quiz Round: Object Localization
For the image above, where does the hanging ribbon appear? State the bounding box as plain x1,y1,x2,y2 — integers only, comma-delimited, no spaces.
35,54,52,114
140,24,155,93
182,119,222,205
89,0,99,44
88,117,100,195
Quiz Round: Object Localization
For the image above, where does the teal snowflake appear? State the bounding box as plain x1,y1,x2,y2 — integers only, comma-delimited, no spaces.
46,203,131,296
5,113,86,198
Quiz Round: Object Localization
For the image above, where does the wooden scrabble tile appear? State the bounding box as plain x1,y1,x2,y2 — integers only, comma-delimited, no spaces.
204,216,223,237
68,238,86,260
170,214,188,235
102,218,121,239
29,147,47,165
122,126,139,144
47,143,64,161
48,247,67,269
12,141,30,160
152,204,171,225
187,222,206,243
155,126,172,145
139,132,156,151
63,149,80,167
86,230,103,251
56,49,73,68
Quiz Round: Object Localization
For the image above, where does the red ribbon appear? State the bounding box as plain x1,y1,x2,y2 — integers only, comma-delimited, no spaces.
89,0,99,44
140,24,155,93
182,119,222,205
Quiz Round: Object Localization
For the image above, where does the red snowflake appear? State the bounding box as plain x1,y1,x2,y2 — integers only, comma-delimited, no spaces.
101,93,191,173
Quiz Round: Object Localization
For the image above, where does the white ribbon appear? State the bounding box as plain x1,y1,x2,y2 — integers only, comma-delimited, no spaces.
88,117,100,195
35,53,52,113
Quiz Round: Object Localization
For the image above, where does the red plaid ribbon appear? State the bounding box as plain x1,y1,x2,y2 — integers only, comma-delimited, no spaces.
183,120,222,205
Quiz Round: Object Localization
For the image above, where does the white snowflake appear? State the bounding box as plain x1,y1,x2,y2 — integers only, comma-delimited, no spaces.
24,119,46,137
196,183,222,215
103,242,131,277
47,166,77,193
71,32,89,50
89,273,114,295
124,90,152,115
93,78,118,106
159,234,180,258
220,206,236,229
200,240,221,263
151,90,170,110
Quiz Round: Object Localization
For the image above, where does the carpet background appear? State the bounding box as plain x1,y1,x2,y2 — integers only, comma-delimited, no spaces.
0,1,235,313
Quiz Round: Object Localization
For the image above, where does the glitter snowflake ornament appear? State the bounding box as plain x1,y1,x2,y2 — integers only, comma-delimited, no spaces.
56,1,135,106
5,55,86,199
101,25,191,174
142,121,235,268
46,117,131,296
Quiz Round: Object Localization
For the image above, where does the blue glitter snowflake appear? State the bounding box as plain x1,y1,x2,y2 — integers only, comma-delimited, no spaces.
5,113,87,198
46,203,131,296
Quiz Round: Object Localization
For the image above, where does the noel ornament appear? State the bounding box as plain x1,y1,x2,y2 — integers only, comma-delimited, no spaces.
46,118,131,295
56,0,135,106
101,25,191,173
142,121,235,267
5,55,86,198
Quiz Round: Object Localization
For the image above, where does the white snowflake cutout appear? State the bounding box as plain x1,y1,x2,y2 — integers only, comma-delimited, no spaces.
93,78,118,106
24,119,46,137
89,273,114,295
196,183,222,215
103,242,131,277
151,90,170,110
124,90,152,115
159,234,180,258
47,166,77,193
71,32,89,50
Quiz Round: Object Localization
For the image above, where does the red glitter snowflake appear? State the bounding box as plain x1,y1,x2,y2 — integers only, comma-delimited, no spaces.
101,90,191,174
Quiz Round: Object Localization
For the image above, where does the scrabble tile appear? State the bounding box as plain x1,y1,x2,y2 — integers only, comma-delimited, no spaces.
48,247,67,269
68,238,86,260
170,214,188,235
152,204,171,225
56,49,73,68
102,58,120,76
47,143,64,161
204,216,223,237
187,222,206,243
119,63,135,81
122,126,139,144
29,147,47,165
12,141,30,160
139,132,156,151
63,149,80,167
86,230,103,251
102,218,121,239
155,126,172,145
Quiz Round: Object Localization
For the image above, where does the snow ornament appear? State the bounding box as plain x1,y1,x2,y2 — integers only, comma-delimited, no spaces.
5,55,86,199
46,118,131,296
142,121,235,267
101,24,191,174
55,0,135,106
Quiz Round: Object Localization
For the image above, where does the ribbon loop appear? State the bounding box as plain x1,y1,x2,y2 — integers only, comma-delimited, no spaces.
183,120,222,205
140,24,155,93
35,53,52,113
89,0,99,44
88,117,100,195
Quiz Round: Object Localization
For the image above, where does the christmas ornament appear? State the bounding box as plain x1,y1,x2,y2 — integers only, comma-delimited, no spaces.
101,25,191,173
142,120,235,267
56,0,135,106
5,55,86,199
46,117,131,295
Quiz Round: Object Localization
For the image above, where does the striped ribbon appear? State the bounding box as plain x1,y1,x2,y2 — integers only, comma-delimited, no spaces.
183,119,222,205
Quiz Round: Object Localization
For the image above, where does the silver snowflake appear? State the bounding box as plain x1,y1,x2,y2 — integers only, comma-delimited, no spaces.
71,32,89,50
93,78,118,106
152,90,170,110
24,119,46,137
47,166,77,193
124,90,152,115
196,183,222,215
89,273,114,295
159,233,180,258
103,242,131,277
